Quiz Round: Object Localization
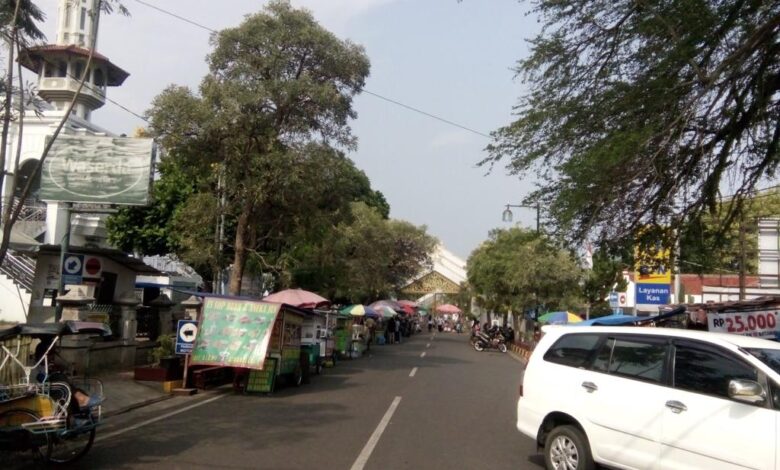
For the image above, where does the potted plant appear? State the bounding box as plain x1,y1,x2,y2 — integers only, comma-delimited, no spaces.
134,335,182,381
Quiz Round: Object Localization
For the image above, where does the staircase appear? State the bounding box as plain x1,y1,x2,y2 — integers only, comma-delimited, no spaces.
0,250,35,293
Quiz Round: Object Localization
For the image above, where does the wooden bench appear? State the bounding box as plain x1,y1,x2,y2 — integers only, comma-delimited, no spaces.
191,367,233,390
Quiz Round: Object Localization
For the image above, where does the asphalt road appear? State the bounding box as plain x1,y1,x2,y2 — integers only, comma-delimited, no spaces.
10,332,540,469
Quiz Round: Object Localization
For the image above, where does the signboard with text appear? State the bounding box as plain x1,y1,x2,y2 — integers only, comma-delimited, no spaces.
707,310,780,339
635,283,670,305
175,320,198,355
61,253,84,285
40,135,155,205
191,298,281,369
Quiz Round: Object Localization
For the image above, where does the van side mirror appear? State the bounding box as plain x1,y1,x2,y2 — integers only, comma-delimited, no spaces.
728,379,766,405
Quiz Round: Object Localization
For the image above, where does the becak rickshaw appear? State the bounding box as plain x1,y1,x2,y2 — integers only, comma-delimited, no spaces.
0,321,109,465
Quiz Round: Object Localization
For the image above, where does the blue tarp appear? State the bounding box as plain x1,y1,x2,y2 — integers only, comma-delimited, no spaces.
576,314,647,326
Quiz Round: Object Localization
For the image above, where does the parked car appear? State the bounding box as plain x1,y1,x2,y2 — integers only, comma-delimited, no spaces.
516,326,780,470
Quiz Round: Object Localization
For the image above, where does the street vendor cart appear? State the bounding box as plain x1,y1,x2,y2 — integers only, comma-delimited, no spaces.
300,310,336,375
190,298,310,394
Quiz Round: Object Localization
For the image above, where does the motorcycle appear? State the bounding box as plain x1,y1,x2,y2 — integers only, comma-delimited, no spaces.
473,330,507,353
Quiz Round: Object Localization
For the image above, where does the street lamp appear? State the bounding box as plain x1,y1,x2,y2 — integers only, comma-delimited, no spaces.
501,203,541,233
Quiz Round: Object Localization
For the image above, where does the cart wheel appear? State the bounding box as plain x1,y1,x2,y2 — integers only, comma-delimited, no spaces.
0,408,50,463
315,360,323,375
46,414,96,464
293,366,304,387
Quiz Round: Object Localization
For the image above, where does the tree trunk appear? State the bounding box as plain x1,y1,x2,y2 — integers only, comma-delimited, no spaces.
228,205,251,296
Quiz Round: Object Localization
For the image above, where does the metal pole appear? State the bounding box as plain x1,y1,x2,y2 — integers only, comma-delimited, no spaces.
55,203,72,322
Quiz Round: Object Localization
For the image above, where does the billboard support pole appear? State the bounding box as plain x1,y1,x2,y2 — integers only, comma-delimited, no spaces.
55,203,72,322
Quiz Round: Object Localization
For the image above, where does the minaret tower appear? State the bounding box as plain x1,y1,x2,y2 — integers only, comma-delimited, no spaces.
20,0,129,122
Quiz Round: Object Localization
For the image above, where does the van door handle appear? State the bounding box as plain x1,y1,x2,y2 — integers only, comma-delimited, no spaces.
665,400,687,413
581,381,598,393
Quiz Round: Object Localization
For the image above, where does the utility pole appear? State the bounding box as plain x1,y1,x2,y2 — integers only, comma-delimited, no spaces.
738,213,747,300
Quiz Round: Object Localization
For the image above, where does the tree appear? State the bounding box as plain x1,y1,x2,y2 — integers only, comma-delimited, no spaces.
467,228,584,323
143,1,370,295
292,202,436,303
484,1,780,251
582,248,628,317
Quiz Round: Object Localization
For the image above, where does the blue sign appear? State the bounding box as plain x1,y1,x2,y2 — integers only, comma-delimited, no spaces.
176,320,199,355
635,283,671,305
61,253,83,285
608,292,619,307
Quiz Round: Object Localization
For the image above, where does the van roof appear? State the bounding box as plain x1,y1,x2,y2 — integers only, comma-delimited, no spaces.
541,325,780,350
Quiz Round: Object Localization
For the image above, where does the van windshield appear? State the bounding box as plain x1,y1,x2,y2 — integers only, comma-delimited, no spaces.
746,348,780,375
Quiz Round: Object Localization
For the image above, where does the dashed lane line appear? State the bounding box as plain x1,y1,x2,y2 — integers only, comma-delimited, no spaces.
420,351,426,358
409,367,418,377
350,396,403,470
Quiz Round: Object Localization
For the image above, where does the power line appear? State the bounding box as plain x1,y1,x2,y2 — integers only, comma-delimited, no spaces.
132,0,492,139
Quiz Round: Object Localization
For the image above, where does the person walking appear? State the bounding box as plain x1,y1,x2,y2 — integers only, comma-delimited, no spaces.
386,316,396,344
427,316,433,333
394,317,402,344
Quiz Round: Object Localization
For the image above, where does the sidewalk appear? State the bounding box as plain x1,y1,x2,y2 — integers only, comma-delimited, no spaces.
90,370,173,418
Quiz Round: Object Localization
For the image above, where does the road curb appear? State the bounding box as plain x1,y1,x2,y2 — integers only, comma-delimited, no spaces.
103,394,174,418
508,343,532,365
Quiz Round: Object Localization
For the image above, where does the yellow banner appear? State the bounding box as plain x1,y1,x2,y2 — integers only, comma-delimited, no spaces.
634,242,671,284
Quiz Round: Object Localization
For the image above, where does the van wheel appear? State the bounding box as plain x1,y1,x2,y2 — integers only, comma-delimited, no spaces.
544,425,594,470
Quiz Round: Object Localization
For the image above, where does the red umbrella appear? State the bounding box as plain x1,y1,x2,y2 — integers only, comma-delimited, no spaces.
398,300,418,308
263,288,330,309
369,300,403,312
435,303,462,314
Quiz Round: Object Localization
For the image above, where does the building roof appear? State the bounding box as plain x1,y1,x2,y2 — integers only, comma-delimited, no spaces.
26,245,162,274
19,45,129,86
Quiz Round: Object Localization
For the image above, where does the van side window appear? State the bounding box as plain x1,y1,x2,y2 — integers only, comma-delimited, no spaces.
674,343,757,399
606,338,666,383
543,334,601,368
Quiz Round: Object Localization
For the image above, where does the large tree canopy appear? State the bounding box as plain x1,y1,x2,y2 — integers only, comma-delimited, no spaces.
133,1,370,295
467,228,583,315
485,0,780,249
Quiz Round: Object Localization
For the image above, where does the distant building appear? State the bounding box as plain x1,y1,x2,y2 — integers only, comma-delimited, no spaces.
401,245,466,306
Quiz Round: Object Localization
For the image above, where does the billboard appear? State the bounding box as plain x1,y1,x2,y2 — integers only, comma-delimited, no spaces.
191,298,281,369
40,135,154,205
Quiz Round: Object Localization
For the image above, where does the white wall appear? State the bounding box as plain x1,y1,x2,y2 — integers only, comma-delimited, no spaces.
0,274,31,323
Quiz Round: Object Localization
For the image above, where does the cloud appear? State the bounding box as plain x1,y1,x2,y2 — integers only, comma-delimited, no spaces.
293,0,401,32
429,130,477,149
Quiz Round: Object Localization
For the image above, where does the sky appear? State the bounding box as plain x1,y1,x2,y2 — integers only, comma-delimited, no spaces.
34,0,540,261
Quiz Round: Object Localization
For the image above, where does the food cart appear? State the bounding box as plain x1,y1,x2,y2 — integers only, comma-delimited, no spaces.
333,313,353,359
300,309,336,375
191,297,309,394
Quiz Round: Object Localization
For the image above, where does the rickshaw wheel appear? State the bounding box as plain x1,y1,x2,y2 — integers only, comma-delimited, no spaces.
0,409,51,463
45,414,96,464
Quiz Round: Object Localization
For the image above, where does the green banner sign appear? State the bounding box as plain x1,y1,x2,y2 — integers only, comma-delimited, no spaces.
40,135,154,205
191,298,281,369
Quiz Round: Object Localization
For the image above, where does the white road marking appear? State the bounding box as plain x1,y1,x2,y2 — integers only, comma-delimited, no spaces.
426,343,430,348
409,367,418,377
350,396,402,470
97,393,227,442
420,351,426,358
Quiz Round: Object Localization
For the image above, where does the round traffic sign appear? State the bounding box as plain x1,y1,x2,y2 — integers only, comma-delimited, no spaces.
619,294,627,305
178,323,198,343
85,257,101,276
63,255,82,275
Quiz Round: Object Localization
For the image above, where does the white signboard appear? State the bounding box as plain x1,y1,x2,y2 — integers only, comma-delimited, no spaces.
707,310,780,339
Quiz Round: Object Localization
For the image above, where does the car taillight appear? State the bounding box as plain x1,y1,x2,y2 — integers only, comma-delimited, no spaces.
518,384,524,397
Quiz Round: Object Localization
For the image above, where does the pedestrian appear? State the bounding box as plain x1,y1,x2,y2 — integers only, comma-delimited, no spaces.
427,316,433,332
394,316,402,344
386,316,396,344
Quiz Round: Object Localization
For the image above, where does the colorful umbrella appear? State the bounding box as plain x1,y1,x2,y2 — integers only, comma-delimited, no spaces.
417,308,429,316
435,303,462,314
340,304,380,318
537,311,583,324
398,300,418,308
373,305,397,318
263,288,330,309
369,300,403,312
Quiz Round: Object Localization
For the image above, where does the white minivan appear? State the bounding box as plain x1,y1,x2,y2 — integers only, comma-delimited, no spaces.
516,326,780,470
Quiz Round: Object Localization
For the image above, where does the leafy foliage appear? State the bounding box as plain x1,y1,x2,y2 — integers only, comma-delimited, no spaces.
467,228,584,315
136,1,371,295
485,0,780,251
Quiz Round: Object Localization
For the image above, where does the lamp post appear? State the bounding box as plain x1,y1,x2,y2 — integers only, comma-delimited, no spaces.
501,203,541,233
